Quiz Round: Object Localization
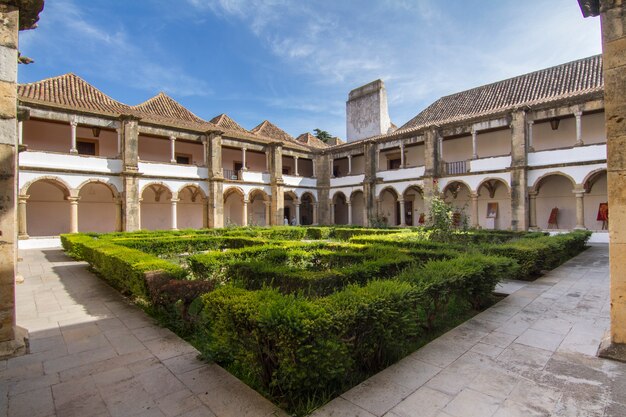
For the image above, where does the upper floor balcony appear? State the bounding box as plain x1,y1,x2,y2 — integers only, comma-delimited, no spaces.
528,143,606,167
19,151,123,174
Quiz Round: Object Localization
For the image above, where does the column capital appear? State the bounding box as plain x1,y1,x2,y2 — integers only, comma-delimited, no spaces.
574,110,583,118
243,199,249,204
18,194,29,202
397,197,405,203
264,200,271,206
170,198,180,203
470,192,479,199
528,190,538,197
67,196,80,203
527,120,534,126
70,120,78,127
169,136,176,141
573,190,586,198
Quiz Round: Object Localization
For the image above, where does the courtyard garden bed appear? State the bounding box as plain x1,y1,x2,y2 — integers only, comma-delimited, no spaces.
60,226,591,415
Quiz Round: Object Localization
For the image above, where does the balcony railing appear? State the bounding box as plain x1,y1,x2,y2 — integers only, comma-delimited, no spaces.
223,169,240,180
445,160,469,175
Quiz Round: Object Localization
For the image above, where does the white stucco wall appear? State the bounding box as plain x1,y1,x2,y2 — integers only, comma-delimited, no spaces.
476,129,510,157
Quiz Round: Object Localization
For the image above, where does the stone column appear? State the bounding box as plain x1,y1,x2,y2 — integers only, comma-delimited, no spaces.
202,199,208,228
294,156,299,176
312,203,318,225
68,196,80,233
573,188,586,230
438,134,444,161
0,0,43,355
70,120,78,154
138,198,142,229
400,142,405,168
114,199,122,232
208,132,224,228
527,121,534,152
312,159,316,178
471,128,478,159
169,136,176,163
17,120,22,145
347,155,352,175
269,143,285,225
330,203,335,224
329,157,334,177
242,147,247,170
17,195,28,239
470,192,479,228
295,203,301,225
528,191,538,230
170,197,179,230
509,110,529,231
120,116,141,231
347,202,352,225
202,137,208,166
264,201,271,226
116,128,122,156
398,198,406,226
242,199,248,226
575,110,584,146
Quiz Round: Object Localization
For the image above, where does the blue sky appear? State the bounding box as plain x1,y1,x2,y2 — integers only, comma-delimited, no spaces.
18,0,601,139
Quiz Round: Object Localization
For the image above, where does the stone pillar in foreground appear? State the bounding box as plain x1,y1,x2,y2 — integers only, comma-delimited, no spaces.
509,110,529,231
0,0,44,358
591,0,626,360
207,132,224,228
269,142,284,225
120,115,141,231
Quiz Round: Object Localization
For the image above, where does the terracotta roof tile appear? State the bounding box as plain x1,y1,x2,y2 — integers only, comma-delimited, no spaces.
251,120,295,144
295,132,330,149
18,73,131,115
400,55,604,130
133,92,204,123
209,114,249,133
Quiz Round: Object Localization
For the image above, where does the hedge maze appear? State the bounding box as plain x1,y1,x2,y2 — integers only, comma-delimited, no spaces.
61,226,591,415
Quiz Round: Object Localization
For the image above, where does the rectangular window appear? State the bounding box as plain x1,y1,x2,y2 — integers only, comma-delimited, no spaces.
388,158,401,170
175,153,191,164
76,139,97,156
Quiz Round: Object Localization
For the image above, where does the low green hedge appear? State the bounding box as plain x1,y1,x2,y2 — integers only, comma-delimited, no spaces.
481,230,590,279
61,234,186,298
111,235,267,256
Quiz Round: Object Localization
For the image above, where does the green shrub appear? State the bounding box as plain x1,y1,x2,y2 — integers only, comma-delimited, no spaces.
199,287,350,406
322,280,422,371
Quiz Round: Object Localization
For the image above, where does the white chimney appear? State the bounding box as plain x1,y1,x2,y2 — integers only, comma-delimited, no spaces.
346,79,391,142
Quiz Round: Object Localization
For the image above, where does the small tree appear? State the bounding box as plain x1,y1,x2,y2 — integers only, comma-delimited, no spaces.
313,129,333,143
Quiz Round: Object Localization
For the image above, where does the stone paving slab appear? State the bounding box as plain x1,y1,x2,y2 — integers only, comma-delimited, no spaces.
1,249,287,417
312,245,626,417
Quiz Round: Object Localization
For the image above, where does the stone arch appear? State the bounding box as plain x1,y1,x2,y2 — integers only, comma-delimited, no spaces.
248,188,270,226
476,178,511,230
178,184,206,230
532,171,576,193
23,177,72,236
300,192,316,225
224,187,245,226
378,186,399,226
443,181,472,228
350,189,366,226
141,182,174,230
77,179,120,199
78,181,119,233
533,173,577,230
333,191,349,225
402,185,425,226
583,169,608,231
21,176,71,198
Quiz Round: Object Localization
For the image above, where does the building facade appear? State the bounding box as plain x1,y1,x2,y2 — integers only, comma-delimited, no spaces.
16,55,608,237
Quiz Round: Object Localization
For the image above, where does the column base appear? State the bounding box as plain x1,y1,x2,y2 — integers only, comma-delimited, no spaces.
528,226,541,231
574,226,587,230
598,333,626,363
574,141,584,147
18,234,29,240
69,149,78,155
0,326,29,360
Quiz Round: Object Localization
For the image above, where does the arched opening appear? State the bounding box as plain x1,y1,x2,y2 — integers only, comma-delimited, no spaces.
224,188,244,226
141,184,173,230
284,191,299,225
249,189,269,226
178,185,205,230
443,181,471,227
25,178,70,236
378,187,399,226
584,170,608,231
350,190,365,226
78,182,117,233
333,192,349,225
300,193,315,225
535,174,576,230
403,186,424,226
477,179,511,230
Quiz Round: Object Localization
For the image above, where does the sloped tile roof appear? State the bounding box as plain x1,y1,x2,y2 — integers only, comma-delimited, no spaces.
251,120,295,144
209,114,249,133
18,73,131,116
401,54,604,130
133,92,204,123
296,132,330,149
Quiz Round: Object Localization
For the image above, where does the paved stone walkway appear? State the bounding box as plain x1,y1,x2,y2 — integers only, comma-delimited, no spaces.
1,248,286,417
312,244,626,417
